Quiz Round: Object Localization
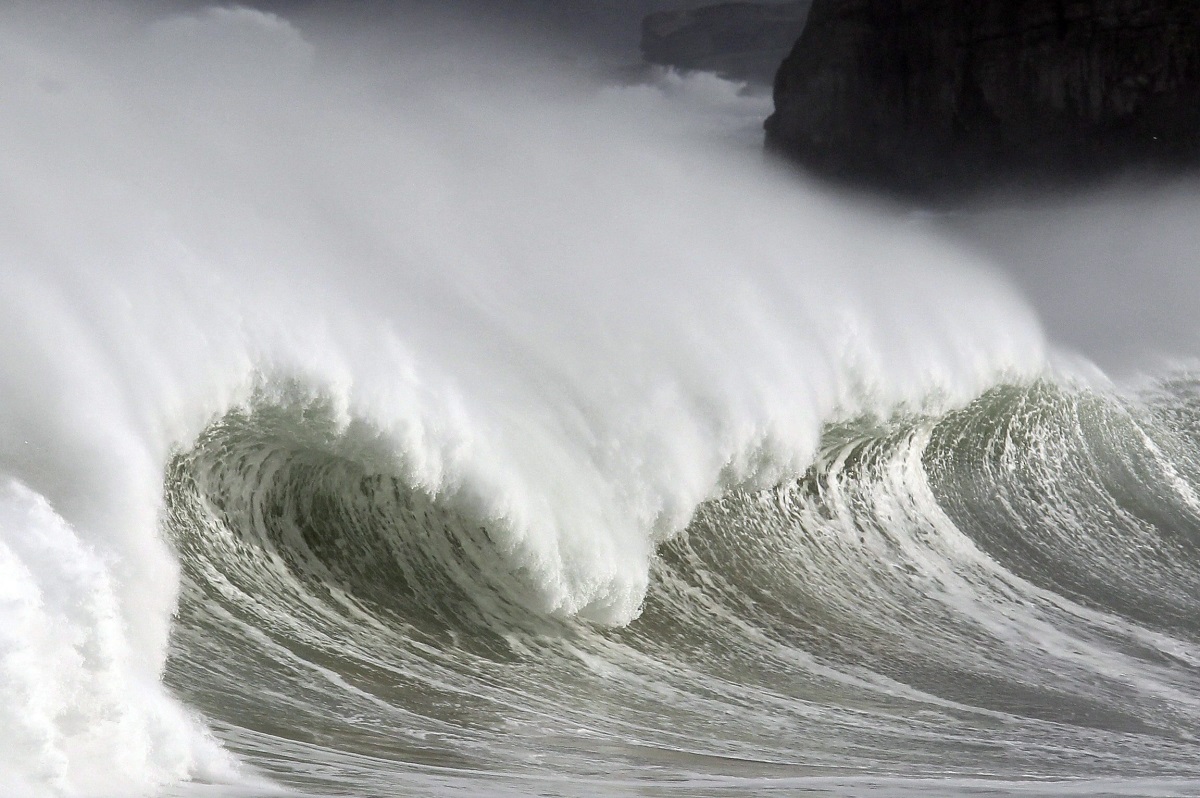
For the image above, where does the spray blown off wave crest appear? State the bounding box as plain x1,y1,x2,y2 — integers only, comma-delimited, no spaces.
0,2,1070,794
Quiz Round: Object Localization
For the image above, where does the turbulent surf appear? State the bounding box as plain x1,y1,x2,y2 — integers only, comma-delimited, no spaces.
2,3,1200,797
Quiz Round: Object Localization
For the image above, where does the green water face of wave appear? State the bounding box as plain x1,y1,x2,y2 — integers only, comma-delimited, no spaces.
161,376,1200,796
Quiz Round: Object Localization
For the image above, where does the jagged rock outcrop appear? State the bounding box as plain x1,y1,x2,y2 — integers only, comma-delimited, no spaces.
641,2,812,85
765,0,1200,196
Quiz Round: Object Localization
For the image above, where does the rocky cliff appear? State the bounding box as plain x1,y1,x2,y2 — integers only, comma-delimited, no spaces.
641,1,811,84
765,0,1200,195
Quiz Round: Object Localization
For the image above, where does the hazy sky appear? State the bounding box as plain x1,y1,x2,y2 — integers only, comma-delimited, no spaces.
231,0,799,59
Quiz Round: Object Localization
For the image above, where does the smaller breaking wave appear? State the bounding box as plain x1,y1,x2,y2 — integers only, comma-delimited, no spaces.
0,479,235,797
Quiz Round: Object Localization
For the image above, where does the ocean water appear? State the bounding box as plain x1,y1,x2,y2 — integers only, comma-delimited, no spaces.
3,4,1200,797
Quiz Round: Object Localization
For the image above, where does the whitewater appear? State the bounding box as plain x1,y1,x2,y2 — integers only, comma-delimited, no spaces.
3,3,1200,797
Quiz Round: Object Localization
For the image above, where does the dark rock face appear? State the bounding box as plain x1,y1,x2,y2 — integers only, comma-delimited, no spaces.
641,1,812,84
765,0,1200,195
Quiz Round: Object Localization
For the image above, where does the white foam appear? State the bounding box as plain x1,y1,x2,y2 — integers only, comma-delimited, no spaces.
0,480,236,796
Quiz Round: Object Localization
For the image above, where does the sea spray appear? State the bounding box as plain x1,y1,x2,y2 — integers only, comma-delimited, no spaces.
0,3,1055,794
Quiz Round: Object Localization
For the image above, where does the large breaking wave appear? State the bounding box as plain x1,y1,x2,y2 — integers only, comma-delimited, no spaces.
3,3,1199,797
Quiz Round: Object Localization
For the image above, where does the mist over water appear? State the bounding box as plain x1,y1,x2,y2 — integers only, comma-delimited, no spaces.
2,3,1200,797
941,186,1200,376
